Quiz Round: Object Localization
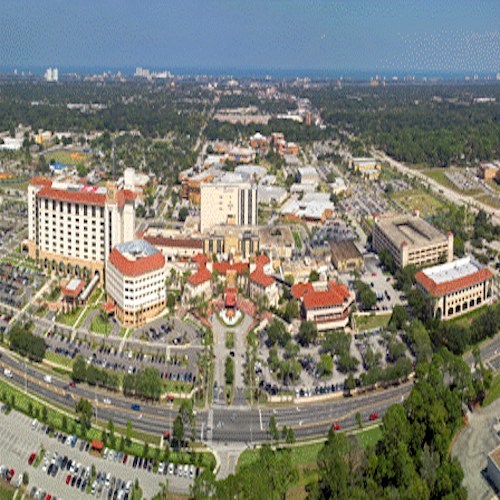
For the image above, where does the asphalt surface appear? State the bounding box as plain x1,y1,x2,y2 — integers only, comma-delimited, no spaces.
1,333,498,446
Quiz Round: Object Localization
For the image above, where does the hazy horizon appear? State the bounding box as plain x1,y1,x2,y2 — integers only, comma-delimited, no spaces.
1,0,498,75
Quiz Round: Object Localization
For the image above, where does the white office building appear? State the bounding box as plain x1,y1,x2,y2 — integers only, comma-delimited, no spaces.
200,174,258,233
27,177,136,278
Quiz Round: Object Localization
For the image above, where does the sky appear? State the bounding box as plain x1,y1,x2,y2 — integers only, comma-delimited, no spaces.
0,0,498,75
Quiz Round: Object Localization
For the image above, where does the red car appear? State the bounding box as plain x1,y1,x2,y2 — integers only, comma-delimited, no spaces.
369,412,379,421
6,469,14,481
122,454,128,465
66,474,71,485
28,453,36,465
331,423,341,431
68,381,76,388
372,272,376,276
45,495,52,500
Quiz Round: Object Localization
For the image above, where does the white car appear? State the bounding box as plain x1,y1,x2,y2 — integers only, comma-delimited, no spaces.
184,464,189,477
103,398,111,405
158,462,164,474
168,463,174,475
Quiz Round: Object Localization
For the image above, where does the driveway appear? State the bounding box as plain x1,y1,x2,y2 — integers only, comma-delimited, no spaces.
451,398,500,499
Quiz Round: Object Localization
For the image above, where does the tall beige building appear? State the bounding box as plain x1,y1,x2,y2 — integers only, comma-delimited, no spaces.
28,176,136,278
200,175,258,233
373,214,453,269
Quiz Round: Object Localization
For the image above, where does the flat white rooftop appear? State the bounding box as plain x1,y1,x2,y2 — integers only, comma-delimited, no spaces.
421,256,482,284
65,278,83,291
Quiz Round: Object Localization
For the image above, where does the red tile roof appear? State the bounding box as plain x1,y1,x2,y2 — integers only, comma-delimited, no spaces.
255,254,270,266
61,279,86,298
292,281,351,310
250,269,275,287
30,177,52,187
415,267,493,298
36,186,135,207
187,264,212,286
37,186,107,206
192,253,208,265
108,248,165,276
225,292,237,308
212,261,249,276
102,302,115,313
144,235,203,250
116,189,137,207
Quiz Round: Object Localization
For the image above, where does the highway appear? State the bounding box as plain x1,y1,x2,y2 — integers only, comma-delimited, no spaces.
1,333,498,446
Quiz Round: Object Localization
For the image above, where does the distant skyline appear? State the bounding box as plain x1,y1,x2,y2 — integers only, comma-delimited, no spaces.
1,0,498,76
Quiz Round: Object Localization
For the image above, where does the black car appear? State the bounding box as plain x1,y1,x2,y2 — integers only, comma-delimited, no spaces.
132,456,138,468
71,475,77,487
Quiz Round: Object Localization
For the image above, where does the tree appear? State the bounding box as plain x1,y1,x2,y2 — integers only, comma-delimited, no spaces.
283,299,299,322
317,430,352,498
354,280,377,310
309,270,320,282
297,320,318,347
173,415,184,449
267,319,290,347
268,416,279,443
224,356,234,386
318,353,334,376
178,207,189,222
389,305,408,331
75,398,93,432
126,420,133,446
72,355,87,381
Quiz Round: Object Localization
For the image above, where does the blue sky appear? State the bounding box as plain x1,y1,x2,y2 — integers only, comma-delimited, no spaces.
0,0,498,74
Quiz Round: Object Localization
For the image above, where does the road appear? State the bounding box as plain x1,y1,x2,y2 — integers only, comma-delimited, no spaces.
1,333,498,446
372,150,499,225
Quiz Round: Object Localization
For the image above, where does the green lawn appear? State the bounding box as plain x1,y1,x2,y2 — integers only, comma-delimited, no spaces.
45,351,74,369
57,307,83,326
391,188,447,218
292,230,303,250
0,483,15,500
225,331,234,350
237,425,382,471
90,314,112,335
355,312,392,332
484,374,500,407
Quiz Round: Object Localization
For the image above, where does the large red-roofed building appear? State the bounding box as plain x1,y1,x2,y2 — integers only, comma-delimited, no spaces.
292,280,354,331
106,240,166,326
28,176,136,279
415,256,494,320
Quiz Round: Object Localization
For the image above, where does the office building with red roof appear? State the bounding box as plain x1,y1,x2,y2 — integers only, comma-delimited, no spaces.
106,240,166,326
292,280,355,331
28,176,136,279
249,254,279,307
415,256,494,320
184,255,213,305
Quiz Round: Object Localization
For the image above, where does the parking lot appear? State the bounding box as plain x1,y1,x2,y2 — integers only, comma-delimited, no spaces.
0,263,44,309
0,408,195,499
42,327,200,388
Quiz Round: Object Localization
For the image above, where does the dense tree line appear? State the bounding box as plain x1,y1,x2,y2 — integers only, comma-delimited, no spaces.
8,322,46,362
72,355,120,391
307,84,499,166
0,82,204,140
122,367,163,401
